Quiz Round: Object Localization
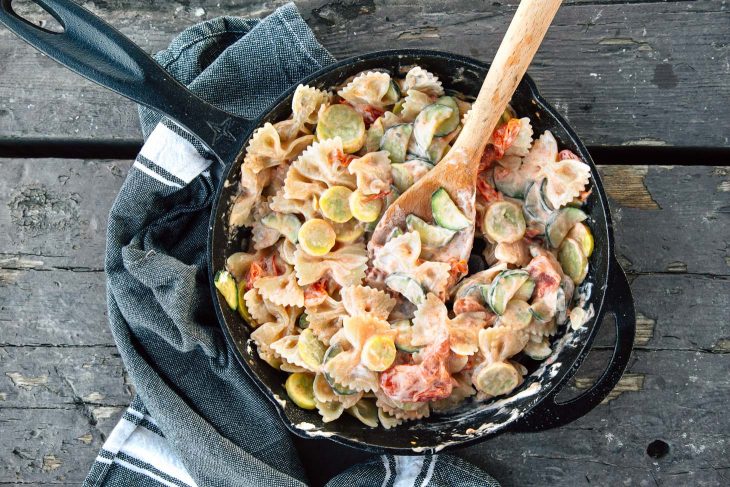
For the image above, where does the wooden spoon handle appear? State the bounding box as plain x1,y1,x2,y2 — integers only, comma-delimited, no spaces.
452,0,562,163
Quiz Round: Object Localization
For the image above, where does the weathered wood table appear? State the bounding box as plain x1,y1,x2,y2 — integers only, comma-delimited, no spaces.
1,1,728,485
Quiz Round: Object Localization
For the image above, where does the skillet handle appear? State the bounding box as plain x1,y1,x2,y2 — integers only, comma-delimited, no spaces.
0,0,252,163
511,259,636,432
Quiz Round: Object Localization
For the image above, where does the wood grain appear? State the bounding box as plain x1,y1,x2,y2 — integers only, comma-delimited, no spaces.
0,0,727,147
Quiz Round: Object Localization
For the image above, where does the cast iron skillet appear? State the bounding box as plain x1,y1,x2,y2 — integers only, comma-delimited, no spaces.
0,0,636,454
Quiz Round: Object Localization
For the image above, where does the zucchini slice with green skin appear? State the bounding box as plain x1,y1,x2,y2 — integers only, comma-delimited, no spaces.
383,80,401,106
365,117,385,153
513,279,535,302
427,136,451,163
539,178,555,211
431,188,471,231
559,237,589,284
546,207,588,248
261,212,302,244
322,343,357,395
347,399,379,428
390,159,433,193
297,312,309,329
411,103,454,155
474,362,520,396
385,273,426,306
567,222,594,258
500,299,533,329
406,214,456,247
316,104,366,153
214,270,238,310
285,372,316,410
484,269,530,315
523,180,552,224
493,165,529,199
380,124,413,164
483,201,526,243
237,280,253,324
392,320,421,353
297,328,327,369
433,96,461,136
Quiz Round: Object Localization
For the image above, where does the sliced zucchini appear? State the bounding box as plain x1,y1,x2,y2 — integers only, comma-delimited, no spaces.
322,343,357,395
365,117,385,153
523,339,552,360
493,165,529,199
349,189,383,223
427,136,451,163
433,96,461,136
499,300,533,330
431,188,471,231
298,218,336,256
285,372,316,410
412,103,455,152
319,186,353,223
380,124,413,164
390,158,432,193
237,280,254,324
297,312,309,329
513,279,535,302
546,207,588,248
483,201,526,243
297,328,327,369
484,269,530,315
316,104,366,153
392,99,405,115
523,180,552,225
474,362,520,396
383,80,401,106
559,237,589,284
347,399,379,428
332,220,365,244
529,298,554,323
392,320,420,353
567,222,594,258
214,270,238,310
555,286,568,325
539,178,555,211
261,212,302,244
385,273,426,306
406,214,456,247
361,335,397,372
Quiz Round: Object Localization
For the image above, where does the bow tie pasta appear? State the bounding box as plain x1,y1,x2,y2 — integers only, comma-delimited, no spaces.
217,67,595,428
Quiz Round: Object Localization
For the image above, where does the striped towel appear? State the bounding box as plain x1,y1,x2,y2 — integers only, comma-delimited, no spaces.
85,4,501,486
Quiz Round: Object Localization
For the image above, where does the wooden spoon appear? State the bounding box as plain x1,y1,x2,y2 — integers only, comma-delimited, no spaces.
370,0,563,265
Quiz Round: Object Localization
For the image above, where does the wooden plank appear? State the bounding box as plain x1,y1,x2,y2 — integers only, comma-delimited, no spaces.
0,407,122,485
0,346,132,409
0,1,728,146
0,158,130,270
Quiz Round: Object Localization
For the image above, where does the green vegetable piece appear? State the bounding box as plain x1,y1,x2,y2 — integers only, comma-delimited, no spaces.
484,269,530,315
347,399,379,427
412,103,454,153
494,165,530,199
322,343,357,395
392,320,420,353
431,188,471,231
261,212,302,243
297,312,309,329
567,222,594,258
380,124,413,164
523,180,552,225
237,280,253,324
483,201,526,243
546,207,588,248
390,159,433,193
285,372,316,410
559,237,589,284
500,299,533,329
474,362,520,396
297,328,327,369
319,186,353,223
427,136,451,163
433,96,460,136
385,273,426,306
365,117,385,153
316,104,366,153
383,80,401,106
214,270,238,311
513,279,535,302
406,214,456,247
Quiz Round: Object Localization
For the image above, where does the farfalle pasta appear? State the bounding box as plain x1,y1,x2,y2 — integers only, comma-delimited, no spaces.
215,67,595,428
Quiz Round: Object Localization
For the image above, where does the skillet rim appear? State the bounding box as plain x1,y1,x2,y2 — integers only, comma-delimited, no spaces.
207,48,617,454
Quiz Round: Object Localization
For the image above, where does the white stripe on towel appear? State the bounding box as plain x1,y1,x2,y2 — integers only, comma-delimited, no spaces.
393,455,424,487
140,124,211,183
133,161,184,188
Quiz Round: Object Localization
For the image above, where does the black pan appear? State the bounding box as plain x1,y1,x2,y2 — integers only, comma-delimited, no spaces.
0,0,636,454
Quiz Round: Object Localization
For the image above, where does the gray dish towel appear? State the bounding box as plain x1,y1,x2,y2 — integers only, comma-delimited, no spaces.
85,4,501,486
